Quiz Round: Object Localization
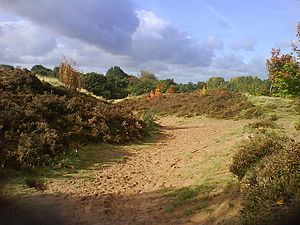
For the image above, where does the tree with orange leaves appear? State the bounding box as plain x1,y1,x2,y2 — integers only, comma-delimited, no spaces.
58,57,81,91
266,24,300,97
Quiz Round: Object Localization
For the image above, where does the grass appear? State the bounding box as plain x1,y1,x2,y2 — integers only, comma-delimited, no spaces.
247,95,300,138
163,182,215,213
37,75,107,100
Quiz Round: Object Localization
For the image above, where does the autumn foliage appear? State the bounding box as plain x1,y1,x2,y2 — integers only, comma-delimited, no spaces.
267,24,300,97
58,57,81,91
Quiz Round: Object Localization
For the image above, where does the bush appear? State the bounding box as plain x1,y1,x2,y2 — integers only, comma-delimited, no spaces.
230,130,300,225
230,132,289,180
0,68,146,169
240,142,300,225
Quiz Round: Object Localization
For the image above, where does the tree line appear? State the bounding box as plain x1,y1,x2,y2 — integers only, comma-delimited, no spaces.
0,63,271,99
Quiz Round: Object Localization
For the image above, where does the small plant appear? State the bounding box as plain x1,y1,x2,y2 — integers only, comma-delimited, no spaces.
141,110,159,130
243,119,278,133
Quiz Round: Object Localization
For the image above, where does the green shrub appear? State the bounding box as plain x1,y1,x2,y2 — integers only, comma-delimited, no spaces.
141,110,159,130
230,132,289,180
240,142,300,225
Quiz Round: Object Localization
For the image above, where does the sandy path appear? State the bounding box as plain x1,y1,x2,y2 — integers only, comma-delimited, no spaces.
1,116,248,225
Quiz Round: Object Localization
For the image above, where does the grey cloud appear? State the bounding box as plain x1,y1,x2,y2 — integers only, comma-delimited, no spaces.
211,54,267,77
0,0,139,54
213,54,245,70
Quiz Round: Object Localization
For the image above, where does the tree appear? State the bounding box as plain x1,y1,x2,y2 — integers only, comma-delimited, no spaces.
158,79,177,93
58,57,81,91
266,24,300,97
206,77,225,89
0,64,14,71
127,78,157,96
81,72,110,98
267,48,300,97
225,76,270,95
31,65,52,76
106,66,129,99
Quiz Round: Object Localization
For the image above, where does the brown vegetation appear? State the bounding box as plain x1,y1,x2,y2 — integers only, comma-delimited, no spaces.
120,89,261,119
0,68,145,169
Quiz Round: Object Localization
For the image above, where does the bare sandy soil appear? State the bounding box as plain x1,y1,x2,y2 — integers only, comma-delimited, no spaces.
1,116,249,225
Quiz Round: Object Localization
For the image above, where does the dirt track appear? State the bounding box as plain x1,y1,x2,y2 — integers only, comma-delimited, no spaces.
1,116,248,225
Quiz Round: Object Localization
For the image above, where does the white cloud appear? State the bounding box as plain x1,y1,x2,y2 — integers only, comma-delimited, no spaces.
0,21,57,63
131,10,214,66
0,1,268,82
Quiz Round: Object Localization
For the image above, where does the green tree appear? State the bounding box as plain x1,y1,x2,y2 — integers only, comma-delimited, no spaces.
158,79,177,93
31,65,53,77
0,64,14,70
206,77,225,89
225,76,270,95
81,72,111,98
175,82,198,93
106,66,129,99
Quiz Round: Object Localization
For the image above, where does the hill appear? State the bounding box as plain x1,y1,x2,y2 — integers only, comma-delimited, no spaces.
0,68,146,170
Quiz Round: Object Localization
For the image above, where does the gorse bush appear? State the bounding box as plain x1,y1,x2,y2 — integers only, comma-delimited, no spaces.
0,68,145,169
119,89,261,119
230,130,300,225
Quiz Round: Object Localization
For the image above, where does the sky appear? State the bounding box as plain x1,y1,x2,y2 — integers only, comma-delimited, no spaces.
0,0,299,83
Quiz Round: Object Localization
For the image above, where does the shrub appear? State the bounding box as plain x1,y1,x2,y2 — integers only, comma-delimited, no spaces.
230,128,300,225
240,142,300,225
0,68,145,169
230,132,289,180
